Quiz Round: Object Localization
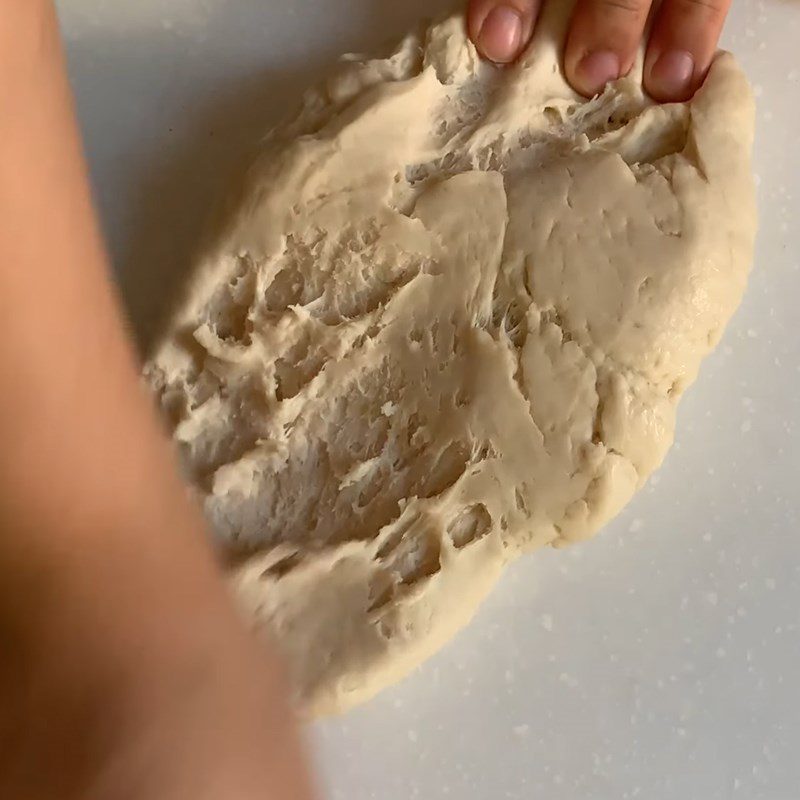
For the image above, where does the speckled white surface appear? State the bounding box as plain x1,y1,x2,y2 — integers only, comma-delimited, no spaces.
58,1,800,797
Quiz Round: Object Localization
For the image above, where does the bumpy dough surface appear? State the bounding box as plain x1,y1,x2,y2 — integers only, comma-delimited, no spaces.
145,3,756,714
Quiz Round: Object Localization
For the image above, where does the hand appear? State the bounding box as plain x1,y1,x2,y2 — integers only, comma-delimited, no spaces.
467,0,732,102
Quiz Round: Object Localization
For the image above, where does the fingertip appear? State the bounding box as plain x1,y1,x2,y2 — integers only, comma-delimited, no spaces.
568,49,621,97
643,0,730,102
645,49,696,102
476,5,525,64
468,1,541,64
562,0,651,97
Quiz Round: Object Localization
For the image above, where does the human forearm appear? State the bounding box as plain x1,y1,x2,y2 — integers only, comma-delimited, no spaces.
0,3,313,798
0,0,228,697
0,0,171,536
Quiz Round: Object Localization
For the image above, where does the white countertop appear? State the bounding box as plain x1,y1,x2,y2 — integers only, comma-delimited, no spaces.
59,1,800,797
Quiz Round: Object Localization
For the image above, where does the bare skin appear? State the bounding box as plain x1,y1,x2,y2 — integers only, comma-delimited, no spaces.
467,0,733,101
0,2,313,798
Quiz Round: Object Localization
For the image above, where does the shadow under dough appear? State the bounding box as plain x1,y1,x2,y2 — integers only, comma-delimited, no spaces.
103,0,456,357
118,62,327,357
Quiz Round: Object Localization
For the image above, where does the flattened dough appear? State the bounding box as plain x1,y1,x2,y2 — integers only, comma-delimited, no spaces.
145,3,756,714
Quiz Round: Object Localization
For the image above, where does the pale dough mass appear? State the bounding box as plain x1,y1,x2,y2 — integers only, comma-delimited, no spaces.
145,3,756,714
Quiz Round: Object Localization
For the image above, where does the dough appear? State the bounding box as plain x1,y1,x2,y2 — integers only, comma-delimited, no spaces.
144,3,756,715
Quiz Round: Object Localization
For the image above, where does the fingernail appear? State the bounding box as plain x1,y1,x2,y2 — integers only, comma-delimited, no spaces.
574,50,620,96
478,5,524,64
648,50,695,101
